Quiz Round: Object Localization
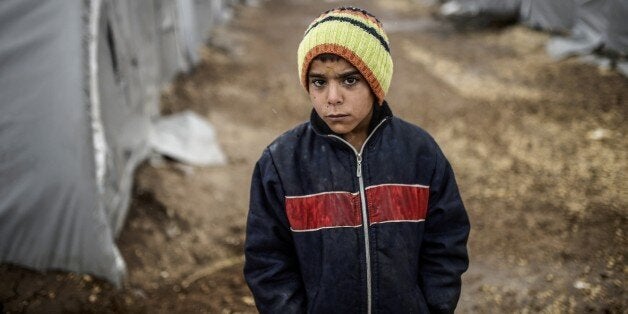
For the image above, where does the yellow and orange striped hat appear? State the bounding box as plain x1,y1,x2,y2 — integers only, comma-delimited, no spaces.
297,7,393,105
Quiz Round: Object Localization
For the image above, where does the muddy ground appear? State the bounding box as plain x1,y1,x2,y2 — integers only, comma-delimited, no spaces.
1,0,626,313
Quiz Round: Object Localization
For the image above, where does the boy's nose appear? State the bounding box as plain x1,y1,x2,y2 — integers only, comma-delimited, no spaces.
326,83,343,105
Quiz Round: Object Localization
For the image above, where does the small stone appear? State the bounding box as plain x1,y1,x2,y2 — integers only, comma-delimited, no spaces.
88,294,98,303
82,275,93,283
241,296,255,306
166,224,181,238
587,128,611,140
131,288,147,299
607,257,616,269
574,280,590,290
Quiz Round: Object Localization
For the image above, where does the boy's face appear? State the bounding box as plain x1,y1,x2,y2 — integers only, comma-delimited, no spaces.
307,57,374,141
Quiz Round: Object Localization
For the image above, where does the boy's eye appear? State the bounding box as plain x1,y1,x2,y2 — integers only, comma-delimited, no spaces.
343,76,359,86
311,79,326,87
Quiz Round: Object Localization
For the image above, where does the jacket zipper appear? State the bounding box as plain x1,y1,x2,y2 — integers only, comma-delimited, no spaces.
328,118,387,314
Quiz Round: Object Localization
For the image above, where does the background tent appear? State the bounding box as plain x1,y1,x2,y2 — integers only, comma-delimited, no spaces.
0,0,235,286
440,0,628,76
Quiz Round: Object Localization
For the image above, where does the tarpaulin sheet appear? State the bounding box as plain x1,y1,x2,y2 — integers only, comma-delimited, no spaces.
0,0,233,285
441,0,521,18
0,0,125,285
604,0,628,54
520,0,575,33
440,0,628,76
98,0,156,235
150,111,227,166
155,0,191,84
546,0,625,61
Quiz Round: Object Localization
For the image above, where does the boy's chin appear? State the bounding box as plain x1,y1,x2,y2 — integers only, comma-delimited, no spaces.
325,123,354,135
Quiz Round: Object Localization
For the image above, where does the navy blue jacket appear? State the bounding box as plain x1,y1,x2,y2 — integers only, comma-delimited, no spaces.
244,103,470,314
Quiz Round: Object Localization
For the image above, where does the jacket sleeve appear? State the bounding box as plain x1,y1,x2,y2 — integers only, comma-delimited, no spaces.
419,144,470,314
243,149,306,314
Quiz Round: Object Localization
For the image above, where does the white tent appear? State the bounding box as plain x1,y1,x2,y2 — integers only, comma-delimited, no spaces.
0,0,233,286
440,0,628,76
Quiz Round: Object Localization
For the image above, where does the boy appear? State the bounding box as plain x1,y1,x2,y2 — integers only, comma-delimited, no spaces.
244,7,469,314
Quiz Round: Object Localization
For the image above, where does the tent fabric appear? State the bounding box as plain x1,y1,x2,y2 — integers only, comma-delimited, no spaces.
545,0,606,59
0,0,233,285
440,0,628,76
155,0,192,84
177,0,201,65
439,0,575,33
0,0,124,284
520,0,575,33
440,0,521,22
150,111,227,166
441,0,521,18
546,0,628,61
603,0,628,54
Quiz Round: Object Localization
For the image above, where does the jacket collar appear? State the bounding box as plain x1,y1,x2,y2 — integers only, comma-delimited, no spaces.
310,100,393,138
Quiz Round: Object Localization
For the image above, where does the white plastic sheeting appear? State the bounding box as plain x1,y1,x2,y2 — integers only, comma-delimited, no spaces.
546,0,606,59
150,111,227,166
604,1,628,54
520,0,575,33
544,0,628,76
440,0,521,22
0,0,125,285
0,0,233,285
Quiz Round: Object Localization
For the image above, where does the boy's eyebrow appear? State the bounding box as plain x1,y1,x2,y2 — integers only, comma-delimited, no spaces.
308,72,326,78
338,70,361,78
308,69,361,79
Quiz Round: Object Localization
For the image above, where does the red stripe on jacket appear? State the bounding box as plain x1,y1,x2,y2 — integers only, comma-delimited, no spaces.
285,184,429,232
366,184,429,224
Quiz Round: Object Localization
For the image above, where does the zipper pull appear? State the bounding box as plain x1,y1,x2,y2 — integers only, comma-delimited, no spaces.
356,154,362,178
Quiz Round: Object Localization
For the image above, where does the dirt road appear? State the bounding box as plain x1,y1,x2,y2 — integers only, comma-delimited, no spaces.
2,0,626,313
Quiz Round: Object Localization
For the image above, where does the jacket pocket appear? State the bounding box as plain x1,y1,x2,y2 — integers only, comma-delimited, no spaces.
383,285,430,313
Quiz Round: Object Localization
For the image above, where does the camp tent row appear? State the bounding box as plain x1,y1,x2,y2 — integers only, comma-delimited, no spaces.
0,0,236,286
440,0,628,76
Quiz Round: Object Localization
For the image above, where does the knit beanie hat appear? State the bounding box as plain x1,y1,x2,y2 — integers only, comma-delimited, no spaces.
297,7,393,105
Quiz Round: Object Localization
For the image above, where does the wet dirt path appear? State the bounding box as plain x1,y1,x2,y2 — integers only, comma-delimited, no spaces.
136,0,626,312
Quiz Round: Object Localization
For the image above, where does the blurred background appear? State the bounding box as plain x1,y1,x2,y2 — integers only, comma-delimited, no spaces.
0,0,626,312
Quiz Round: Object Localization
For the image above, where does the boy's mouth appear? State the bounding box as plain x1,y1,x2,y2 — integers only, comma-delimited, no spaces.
326,114,350,122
